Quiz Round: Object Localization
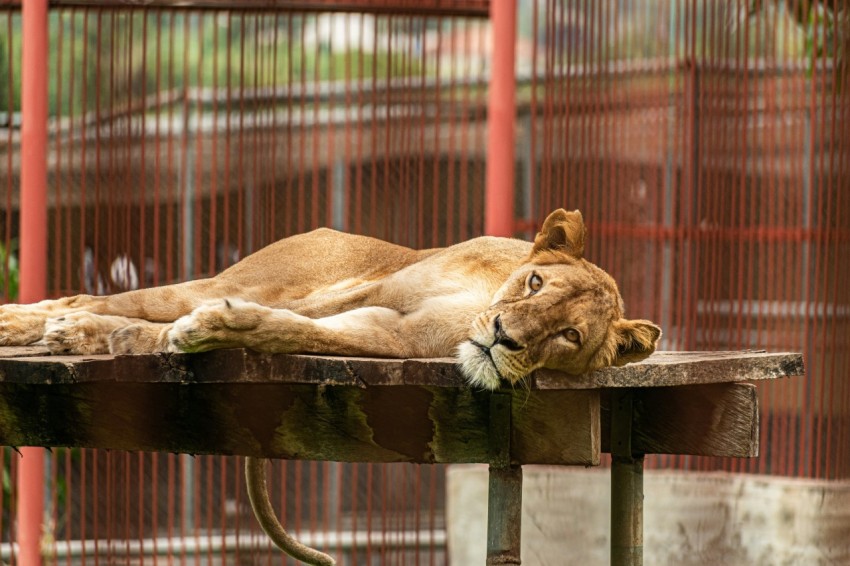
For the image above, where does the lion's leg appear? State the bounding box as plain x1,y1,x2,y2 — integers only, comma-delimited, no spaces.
43,312,143,355
166,298,426,358
42,312,172,355
108,321,172,354
0,278,244,348
166,292,480,359
0,301,69,346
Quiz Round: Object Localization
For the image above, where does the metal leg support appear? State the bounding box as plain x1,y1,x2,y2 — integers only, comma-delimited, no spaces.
486,392,522,565
487,464,523,565
610,390,644,566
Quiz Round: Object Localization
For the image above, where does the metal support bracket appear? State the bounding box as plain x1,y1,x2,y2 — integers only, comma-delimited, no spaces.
486,392,522,565
610,389,644,566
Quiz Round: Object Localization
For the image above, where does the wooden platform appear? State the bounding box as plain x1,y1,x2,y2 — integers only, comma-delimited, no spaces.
0,347,801,463
0,346,803,566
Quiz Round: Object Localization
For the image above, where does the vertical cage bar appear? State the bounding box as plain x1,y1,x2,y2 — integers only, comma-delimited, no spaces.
484,0,516,237
17,0,49,562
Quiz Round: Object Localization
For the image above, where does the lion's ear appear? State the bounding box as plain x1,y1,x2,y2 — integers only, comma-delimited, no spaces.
612,318,662,366
532,209,587,259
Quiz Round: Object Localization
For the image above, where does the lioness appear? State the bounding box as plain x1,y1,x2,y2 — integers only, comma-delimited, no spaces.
0,209,660,565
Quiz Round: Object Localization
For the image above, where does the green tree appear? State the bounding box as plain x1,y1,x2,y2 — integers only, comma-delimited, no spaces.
0,239,18,301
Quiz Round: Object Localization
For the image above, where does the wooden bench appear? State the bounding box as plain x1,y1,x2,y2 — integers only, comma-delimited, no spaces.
0,347,803,566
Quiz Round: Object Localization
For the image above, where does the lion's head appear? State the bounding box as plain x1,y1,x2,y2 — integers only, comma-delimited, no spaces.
458,209,661,390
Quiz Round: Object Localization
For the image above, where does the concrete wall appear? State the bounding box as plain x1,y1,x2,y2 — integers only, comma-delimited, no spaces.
447,466,850,565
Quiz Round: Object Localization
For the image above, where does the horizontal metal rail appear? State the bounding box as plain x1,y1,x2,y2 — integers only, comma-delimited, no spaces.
0,529,447,560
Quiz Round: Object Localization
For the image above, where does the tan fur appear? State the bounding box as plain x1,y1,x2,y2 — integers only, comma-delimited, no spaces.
0,211,659,380
0,209,660,565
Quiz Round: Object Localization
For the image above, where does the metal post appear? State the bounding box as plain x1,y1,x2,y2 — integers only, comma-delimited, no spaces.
486,392,521,565
19,0,49,564
484,0,517,237
610,390,644,566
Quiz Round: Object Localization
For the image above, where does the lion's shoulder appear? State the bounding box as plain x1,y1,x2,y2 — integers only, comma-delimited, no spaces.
424,236,533,277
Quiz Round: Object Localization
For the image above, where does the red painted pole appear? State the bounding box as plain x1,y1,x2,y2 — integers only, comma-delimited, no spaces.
18,0,49,564
484,0,517,237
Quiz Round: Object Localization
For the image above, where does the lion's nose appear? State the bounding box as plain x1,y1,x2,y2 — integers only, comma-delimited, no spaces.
493,314,523,351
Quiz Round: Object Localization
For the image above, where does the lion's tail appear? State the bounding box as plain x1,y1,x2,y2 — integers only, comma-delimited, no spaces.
245,456,337,566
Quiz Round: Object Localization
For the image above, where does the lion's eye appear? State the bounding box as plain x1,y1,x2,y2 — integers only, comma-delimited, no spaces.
528,274,543,293
564,328,581,343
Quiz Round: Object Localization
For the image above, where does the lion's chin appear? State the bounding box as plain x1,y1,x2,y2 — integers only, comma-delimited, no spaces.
456,341,502,390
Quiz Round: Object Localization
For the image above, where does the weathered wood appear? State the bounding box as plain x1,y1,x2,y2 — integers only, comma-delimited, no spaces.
0,348,794,463
0,345,50,358
0,381,597,465
535,350,804,389
600,383,760,458
511,389,600,466
0,348,804,388
488,393,512,467
0,381,469,462
610,390,644,566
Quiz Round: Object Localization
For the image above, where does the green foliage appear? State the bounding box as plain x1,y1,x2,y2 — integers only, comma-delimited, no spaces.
1,447,17,540
0,14,22,115
746,0,847,76
37,12,425,118
0,239,18,302
802,4,849,79
0,447,79,541
0,38,7,114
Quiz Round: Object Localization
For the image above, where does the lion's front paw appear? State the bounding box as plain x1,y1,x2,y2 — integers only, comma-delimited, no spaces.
43,312,131,355
167,298,272,353
0,304,50,346
109,322,172,355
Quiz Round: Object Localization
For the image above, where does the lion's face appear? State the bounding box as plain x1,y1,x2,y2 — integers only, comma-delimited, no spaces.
457,209,661,390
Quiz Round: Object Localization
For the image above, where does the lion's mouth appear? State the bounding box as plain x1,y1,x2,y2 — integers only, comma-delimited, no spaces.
457,340,503,390
469,340,507,383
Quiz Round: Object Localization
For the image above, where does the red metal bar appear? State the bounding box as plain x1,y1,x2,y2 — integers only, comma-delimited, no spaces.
458,19,471,241
484,0,516,237
65,448,72,566
311,14,320,231
18,0,49,563
417,17,427,248
3,13,12,302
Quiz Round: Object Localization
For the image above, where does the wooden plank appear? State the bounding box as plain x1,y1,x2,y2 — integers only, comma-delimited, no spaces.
0,348,785,462
0,348,804,389
0,345,50,358
0,381,474,462
601,383,760,458
511,389,600,466
0,380,598,465
535,350,804,389
0,350,465,386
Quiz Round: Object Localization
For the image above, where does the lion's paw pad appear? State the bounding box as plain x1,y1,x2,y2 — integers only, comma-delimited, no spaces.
108,323,168,355
43,312,112,355
167,315,205,353
167,299,269,353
